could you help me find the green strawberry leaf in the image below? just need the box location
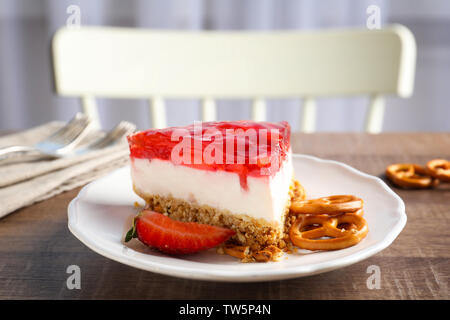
[124,215,139,242]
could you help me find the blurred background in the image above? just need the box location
[0,0,449,132]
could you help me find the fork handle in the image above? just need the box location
[0,146,50,165]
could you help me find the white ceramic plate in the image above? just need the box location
[68,154,406,282]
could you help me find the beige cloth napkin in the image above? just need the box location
[0,121,130,218]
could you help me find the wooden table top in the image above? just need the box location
[1,132,449,300]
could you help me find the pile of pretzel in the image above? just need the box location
[386,159,450,189]
[288,186,368,251]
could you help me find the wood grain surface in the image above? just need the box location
[0,133,449,300]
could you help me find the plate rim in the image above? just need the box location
[67,154,407,282]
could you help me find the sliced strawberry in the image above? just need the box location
[125,210,235,254]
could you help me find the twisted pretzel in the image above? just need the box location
[427,159,450,182]
[300,209,363,232]
[386,163,438,189]
[290,195,363,215]
[289,213,368,251]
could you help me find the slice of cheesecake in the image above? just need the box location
[127,121,294,250]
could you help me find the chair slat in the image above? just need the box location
[81,96,100,129]
[251,98,266,122]
[300,97,317,133]
[201,98,217,122]
[54,26,415,99]
[149,97,166,129]
[365,95,385,134]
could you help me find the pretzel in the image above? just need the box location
[252,245,282,262]
[223,244,250,259]
[426,159,450,182]
[292,180,306,201]
[386,163,439,189]
[290,195,363,216]
[289,213,368,251]
[223,244,283,262]
[252,249,272,262]
[299,209,363,231]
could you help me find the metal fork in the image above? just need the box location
[0,113,91,165]
[74,121,136,155]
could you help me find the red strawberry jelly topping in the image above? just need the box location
[128,121,291,190]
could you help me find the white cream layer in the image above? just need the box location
[131,152,293,226]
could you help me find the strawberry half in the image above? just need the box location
[125,210,235,254]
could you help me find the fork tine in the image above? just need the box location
[48,113,90,145]
[85,121,136,150]
[59,119,91,144]
[60,115,91,143]
[52,113,86,138]
[100,121,135,146]
[51,115,94,155]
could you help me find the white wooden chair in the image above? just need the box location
[52,25,416,133]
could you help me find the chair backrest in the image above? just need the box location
[52,25,416,132]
